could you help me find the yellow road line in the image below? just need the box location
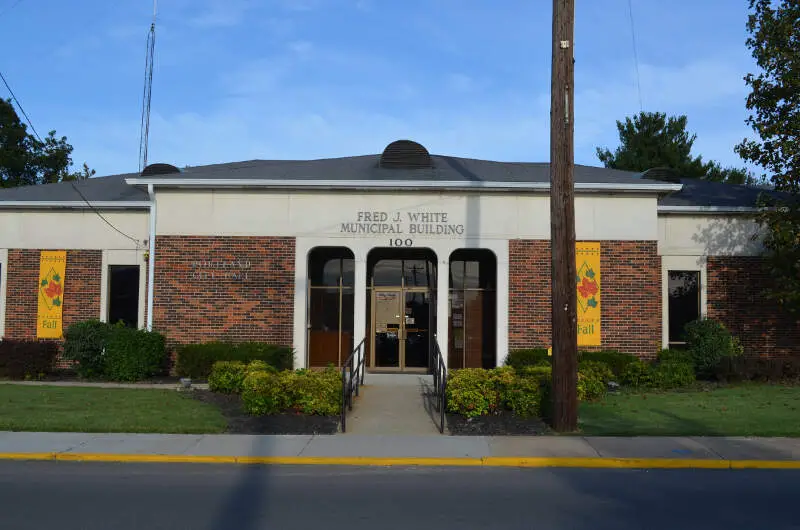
[0,453,798,469]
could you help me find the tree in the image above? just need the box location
[735,0,800,313]
[0,98,95,188]
[597,111,754,184]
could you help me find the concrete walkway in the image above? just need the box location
[345,374,440,435]
[0,432,799,467]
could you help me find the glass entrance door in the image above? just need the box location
[372,288,431,371]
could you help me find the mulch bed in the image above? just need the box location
[446,411,551,436]
[188,389,340,435]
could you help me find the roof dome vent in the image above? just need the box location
[641,167,682,183]
[379,140,433,169]
[141,163,181,176]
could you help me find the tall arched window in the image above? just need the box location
[449,249,497,369]
[307,247,355,367]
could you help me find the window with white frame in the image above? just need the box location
[667,270,701,347]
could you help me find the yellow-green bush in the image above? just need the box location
[240,368,341,416]
[208,361,248,394]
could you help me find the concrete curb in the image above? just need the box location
[2,453,800,469]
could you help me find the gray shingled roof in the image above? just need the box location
[0,153,787,209]
[161,155,651,185]
[657,178,790,209]
[0,173,147,203]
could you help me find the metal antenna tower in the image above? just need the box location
[138,0,157,173]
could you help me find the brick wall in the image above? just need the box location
[509,240,662,358]
[153,236,295,347]
[4,249,101,340]
[707,257,800,358]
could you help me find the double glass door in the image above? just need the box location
[371,288,432,371]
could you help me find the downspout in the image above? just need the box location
[146,184,156,331]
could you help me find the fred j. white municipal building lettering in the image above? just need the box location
[340,211,465,237]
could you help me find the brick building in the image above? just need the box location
[0,140,797,370]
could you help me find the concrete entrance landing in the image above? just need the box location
[344,374,440,435]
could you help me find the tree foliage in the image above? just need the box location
[597,111,757,184]
[736,0,800,313]
[0,98,95,188]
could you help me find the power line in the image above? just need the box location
[1,68,143,248]
[627,0,643,112]
[0,0,27,19]
[69,181,143,249]
[0,69,43,141]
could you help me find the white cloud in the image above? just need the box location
[69,46,755,175]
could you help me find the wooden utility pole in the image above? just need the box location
[549,0,578,432]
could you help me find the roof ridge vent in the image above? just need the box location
[379,140,433,169]
[141,163,181,176]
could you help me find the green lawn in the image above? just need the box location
[0,384,227,434]
[579,384,800,436]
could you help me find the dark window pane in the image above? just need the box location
[108,265,140,328]
[308,288,341,331]
[403,259,433,287]
[668,270,701,343]
[464,261,480,289]
[372,260,403,287]
[308,247,354,287]
[341,258,355,288]
[450,261,464,290]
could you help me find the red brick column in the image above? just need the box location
[707,257,800,358]
[153,236,295,346]
[508,240,661,359]
[5,249,101,340]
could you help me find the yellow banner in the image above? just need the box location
[37,251,67,339]
[576,242,601,346]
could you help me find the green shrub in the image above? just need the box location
[684,319,744,378]
[241,368,341,416]
[518,365,552,379]
[208,361,248,394]
[504,348,550,369]
[446,369,499,418]
[175,342,294,379]
[650,360,696,389]
[714,356,800,382]
[657,348,693,364]
[621,359,654,388]
[245,359,275,374]
[577,370,607,401]
[241,370,290,415]
[62,320,113,378]
[578,360,614,385]
[504,376,543,417]
[0,340,59,379]
[103,328,167,382]
[286,368,341,416]
[578,350,638,378]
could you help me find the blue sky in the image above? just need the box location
[1,0,757,176]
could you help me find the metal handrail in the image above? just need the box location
[431,338,447,434]
[340,338,366,433]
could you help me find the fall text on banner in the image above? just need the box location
[37,251,67,339]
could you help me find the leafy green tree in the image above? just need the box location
[597,111,754,184]
[735,0,799,313]
[0,98,95,188]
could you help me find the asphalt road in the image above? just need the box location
[1,461,798,530]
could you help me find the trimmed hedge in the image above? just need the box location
[578,350,637,379]
[175,342,293,379]
[714,356,800,383]
[103,327,167,382]
[208,361,248,394]
[241,367,341,416]
[0,340,59,379]
[650,360,696,389]
[62,320,113,378]
[504,348,550,369]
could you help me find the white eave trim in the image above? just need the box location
[657,205,761,214]
[0,201,152,210]
[124,177,683,193]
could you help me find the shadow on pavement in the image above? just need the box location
[209,436,273,530]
